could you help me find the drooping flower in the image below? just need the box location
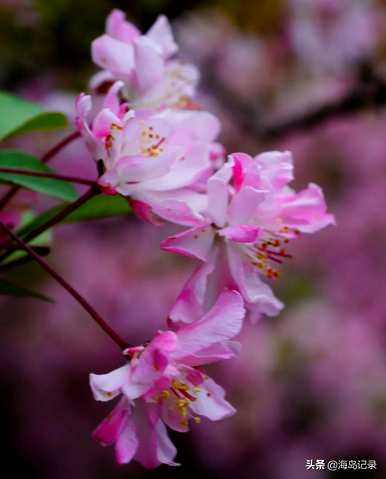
[76,82,220,224]
[162,151,335,322]
[91,9,199,109]
[90,290,245,468]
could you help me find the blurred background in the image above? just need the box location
[1,0,386,478]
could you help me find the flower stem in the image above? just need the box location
[25,186,99,242]
[0,131,81,211]
[0,167,96,186]
[0,186,99,263]
[0,221,128,350]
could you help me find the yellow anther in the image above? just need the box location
[172,379,188,391]
[177,399,188,408]
[161,390,171,400]
[193,416,201,424]
[181,407,188,418]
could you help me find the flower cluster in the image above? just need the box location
[78,10,335,469]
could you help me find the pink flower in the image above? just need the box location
[162,151,335,322]
[76,83,220,224]
[90,290,245,468]
[91,9,199,109]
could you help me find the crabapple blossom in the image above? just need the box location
[76,82,220,224]
[162,151,335,322]
[91,9,199,109]
[90,290,245,467]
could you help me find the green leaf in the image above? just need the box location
[18,194,132,236]
[63,194,132,222]
[0,150,78,201]
[0,279,54,302]
[11,112,68,138]
[0,91,67,140]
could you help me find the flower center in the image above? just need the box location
[155,378,202,427]
[243,226,299,279]
[140,125,165,157]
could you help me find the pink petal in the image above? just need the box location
[146,15,178,58]
[134,403,177,468]
[207,163,232,227]
[92,108,121,138]
[155,420,179,465]
[143,144,211,193]
[220,224,260,243]
[131,199,164,226]
[106,9,140,43]
[75,93,91,128]
[161,397,190,433]
[190,377,236,421]
[131,331,177,387]
[92,398,129,446]
[169,261,214,325]
[165,110,221,142]
[246,291,284,323]
[115,414,138,464]
[181,341,240,367]
[134,36,165,93]
[89,365,129,402]
[103,80,124,115]
[255,150,294,190]
[110,150,176,183]
[161,224,215,261]
[229,152,252,191]
[279,183,336,233]
[92,34,135,78]
[228,185,266,225]
[133,403,159,468]
[172,290,245,360]
[151,196,205,227]
[75,94,95,153]
[226,243,283,316]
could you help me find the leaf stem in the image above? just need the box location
[26,186,99,242]
[0,131,81,210]
[0,221,128,349]
[0,167,96,186]
[0,186,99,263]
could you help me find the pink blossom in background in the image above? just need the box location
[177,11,273,100]
[289,0,378,75]
[191,301,386,477]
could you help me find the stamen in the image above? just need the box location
[243,226,299,279]
[140,124,166,157]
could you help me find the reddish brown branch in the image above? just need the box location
[0,221,128,350]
